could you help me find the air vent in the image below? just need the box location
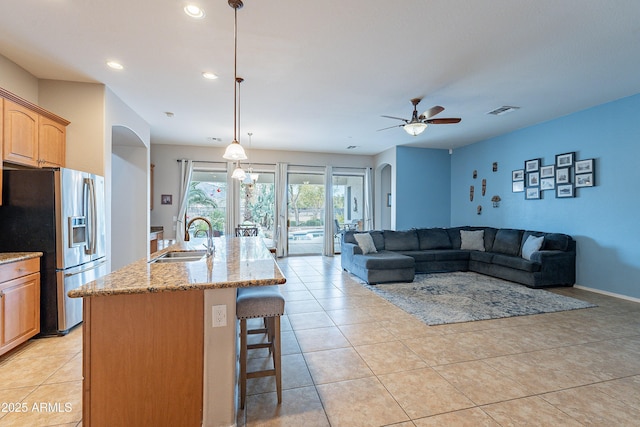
[487,106,520,116]
[346,145,358,150]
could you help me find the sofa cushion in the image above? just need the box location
[345,230,385,250]
[492,254,541,272]
[384,230,419,251]
[446,227,466,249]
[431,250,471,262]
[351,251,415,270]
[522,235,544,260]
[542,233,570,251]
[416,228,452,250]
[492,229,524,256]
[469,251,494,263]
[354,233,377,254]
[460,230,485,251]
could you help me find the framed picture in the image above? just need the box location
[575,158,594,174]
[512,169,525,181]
[525,187,541,200]
[556,184,574,198]
[387,193,392,207]
[512,181,524,193]
[540,177,555,190]
[540,165,555,178]
[556,152,575,168]
[525,158,540,172]
[556,168,571,184]
[575,173,594,187]
[527,172,540,187]
[161,194,173,205]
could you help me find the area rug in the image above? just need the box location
[363,271,596,326]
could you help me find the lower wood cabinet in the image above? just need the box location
[0,257,41,356]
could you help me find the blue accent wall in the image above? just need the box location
[450,93,640,298]
[396,146,450,230]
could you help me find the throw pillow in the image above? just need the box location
[460,230,485,251]
[522,235,544,260]
[354,233,377,254]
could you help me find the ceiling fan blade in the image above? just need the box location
[420,105,444,120]
[381,115,408,122]
[376,124,404,132]
[425,118,461,124]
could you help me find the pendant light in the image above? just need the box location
[222,0,247,161]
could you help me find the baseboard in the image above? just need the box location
[574,284,640,304]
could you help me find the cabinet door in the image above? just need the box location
[39,116,66,167]
[0,272,41,354]
[0,99,4,206]
[3,99,39,167]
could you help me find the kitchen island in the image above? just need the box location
[69,237,286,427]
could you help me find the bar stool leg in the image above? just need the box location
[273,316,282,403]
[239,318,248,410]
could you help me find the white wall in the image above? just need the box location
[0,55,38,102]
[374,147,396,230]
[150,144,374,239]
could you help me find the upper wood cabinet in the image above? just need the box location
[1,88,69,169]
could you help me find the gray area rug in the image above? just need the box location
[364,271,596,326]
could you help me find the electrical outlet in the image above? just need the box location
[212,305,227,327]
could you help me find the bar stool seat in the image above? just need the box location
[236,286,285,410]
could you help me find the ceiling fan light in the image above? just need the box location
[223,140,247,160]
[403,122,427,136]
[232,164,246,180]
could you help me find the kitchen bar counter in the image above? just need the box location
[73,236,285,427]
[69,236,285,297]
[0,252,43,265]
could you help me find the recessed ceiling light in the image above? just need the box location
[202,72,218,80]
[184,4,205,19]
[106,61,124,70]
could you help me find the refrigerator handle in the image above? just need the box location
[85,178,97,255]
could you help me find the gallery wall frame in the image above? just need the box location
[556,184,574,198]
[556,152,575,168]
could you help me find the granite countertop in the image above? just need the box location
[0,252,43,265]
[69,236,286,298]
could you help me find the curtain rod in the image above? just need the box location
[176,159,370,170]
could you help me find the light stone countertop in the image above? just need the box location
[68,237,286,298]
[0,252,43,265]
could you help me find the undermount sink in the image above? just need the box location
[151,250,207,263]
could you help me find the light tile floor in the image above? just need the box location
[2,255,640,426]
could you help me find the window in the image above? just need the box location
[186,168,227,236]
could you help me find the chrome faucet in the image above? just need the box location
[185,216,215,256]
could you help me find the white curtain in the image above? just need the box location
[176,160,194,243]
[363,167,374,231]
[275,162,288,257]
[323,165,334,256]
[226,162,241,236]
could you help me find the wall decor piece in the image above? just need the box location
[525,187,541,200]
[477,205,482,215]
[575,158,594,174]
[512,181,524,192]
[512,169,524,181]
[470,186,474,201]
[556,168,571,184]
[161,194,173,205]
[525,158,540,172]
[540,165,555,178]
[540,177,555,190]
[556,184,574,198]
[473,169,477,179]
[527,172,540,187]
[575,173,594,188]
[482,179,487,196]
[492,162,498,172]
[387,193,392,207]
[556,152,575,168]
[491,195,501,207]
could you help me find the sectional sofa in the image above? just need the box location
[340,227,576,288]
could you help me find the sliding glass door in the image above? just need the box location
[287,172,325,255]
[332,173,364,253]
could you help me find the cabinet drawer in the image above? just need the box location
[0,258,40,284]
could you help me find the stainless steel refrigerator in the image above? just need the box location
[0,167,107,335]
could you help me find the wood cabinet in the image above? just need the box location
[3,98,67,168]
[82,290,204,426]
[0,257,41,356]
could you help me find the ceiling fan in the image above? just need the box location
[378,98,461,136]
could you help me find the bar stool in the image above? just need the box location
[236,286,285,409]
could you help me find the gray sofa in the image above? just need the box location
[340,227,576,288]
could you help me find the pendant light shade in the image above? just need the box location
[403,122,427,136]
[223,140,247,160]
[232,163,246,180]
